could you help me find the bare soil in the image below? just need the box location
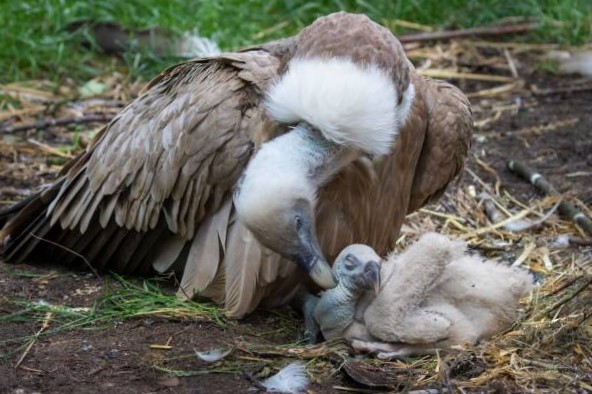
[0,262,319,394]
[1,54,591,393]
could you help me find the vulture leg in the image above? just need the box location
[350,339,439,359]
[291,289,321,344]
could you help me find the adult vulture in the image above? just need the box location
[0,12,472,317]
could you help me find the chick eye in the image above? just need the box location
[344,254,356,269]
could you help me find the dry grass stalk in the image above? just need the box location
[418,69,517,82]
[15,311,53,368]
[467,81,523,98]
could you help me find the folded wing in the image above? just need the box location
[1,50,281,280]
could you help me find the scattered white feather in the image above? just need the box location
[35,299,50,307]
[32,300,91,313]
[194,347,233,363]
[261,362,310,394]
[172,30,221,58]
[546,50,592,76]
[552,234,571,248]
[265,57,414,156]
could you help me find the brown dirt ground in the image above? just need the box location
[1,47,592,394]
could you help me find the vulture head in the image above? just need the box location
[333,244,382,296]
[234,144,332,287]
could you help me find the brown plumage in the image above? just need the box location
[0,12,472,318]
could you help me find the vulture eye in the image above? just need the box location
[295,215,303,230]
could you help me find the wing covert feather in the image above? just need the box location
[407,75,473,212]
[47,51,280,242]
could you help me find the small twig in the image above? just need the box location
[523,359,575,371]
[0,114,111,134]
[15,311,53,368]
[494,118,579,139]
[507,160,592,236]
[399,22,537,43]
[0,105,46,123]
[333,386,380,393]
[467,81,522,99]
[149,344,173,350]
[503,48,519,79]
[534,277,592,320]
[566,236,592,246]
[250,20,290,40]
[579,310,592,325]
[474,157,502,196]
[17,365,44,373]
[418,69,516,83]
[29,232,103,286]
[482,193,562,233]
[512,242,536,267]
[243,371,268,392]
[547,276,586,297]
[27,139,74,159]
[465,167,497,197]
[461,201,545,239]
[532,82,592,96]
[391,19,434,32]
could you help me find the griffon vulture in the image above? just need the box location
[0,12,472,318]
[308,233,534,358]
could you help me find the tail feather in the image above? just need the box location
[109,230,147,273]
[81,219,120,268]
[60,221,105,267]
[4,215,51,263]
[92,226,131,271]
[124,222,169,274]
[0,193,39,228]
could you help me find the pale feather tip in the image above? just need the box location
[265,57,415,156]
[194,347,233,363]
[259,362,310,394]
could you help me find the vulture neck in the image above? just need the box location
[258,123,359,195]
[315,281,362,336]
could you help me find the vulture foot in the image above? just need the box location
[351,339,439,360]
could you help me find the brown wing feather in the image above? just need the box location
[177,197,233,298]
[1,50,281,278]
[407,74,473,213]
[57,59,255,239]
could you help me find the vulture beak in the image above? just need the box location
[295,223,337,289]
[365,261,381,295]
[309,256,336,289]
